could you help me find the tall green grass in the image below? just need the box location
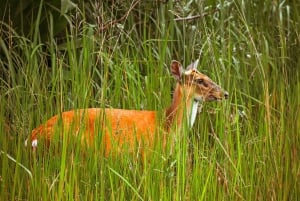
[1,0,299,200]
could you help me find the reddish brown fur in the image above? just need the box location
[28,60,228,155]
[30,109,157,155]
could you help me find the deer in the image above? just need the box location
[25,60,229,156]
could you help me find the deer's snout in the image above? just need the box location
[224,91,229,99]
[205,86,229,101]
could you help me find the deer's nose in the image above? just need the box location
[224,91,229,99]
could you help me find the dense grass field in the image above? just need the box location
[1,0,299,200]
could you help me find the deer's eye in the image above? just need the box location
[196,79,209,87]
[196,79,204,84]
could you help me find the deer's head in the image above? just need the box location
[171,60,229,102]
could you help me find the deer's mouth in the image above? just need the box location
[206,91,229,101]
[206,95,222,101]
[206,94,227,101]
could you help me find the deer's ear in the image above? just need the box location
[170,60,184,81]
[186,59,199,71]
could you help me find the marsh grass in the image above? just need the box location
[1,0,299,200]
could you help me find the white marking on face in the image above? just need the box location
[184,70,191,75]
[32,139,38,147]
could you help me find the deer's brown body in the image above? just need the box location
[26,60,228,155]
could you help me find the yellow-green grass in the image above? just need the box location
[1,1,299,200]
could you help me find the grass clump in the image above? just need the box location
[1,0,299,200]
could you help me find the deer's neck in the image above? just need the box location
[165,83,199,132]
